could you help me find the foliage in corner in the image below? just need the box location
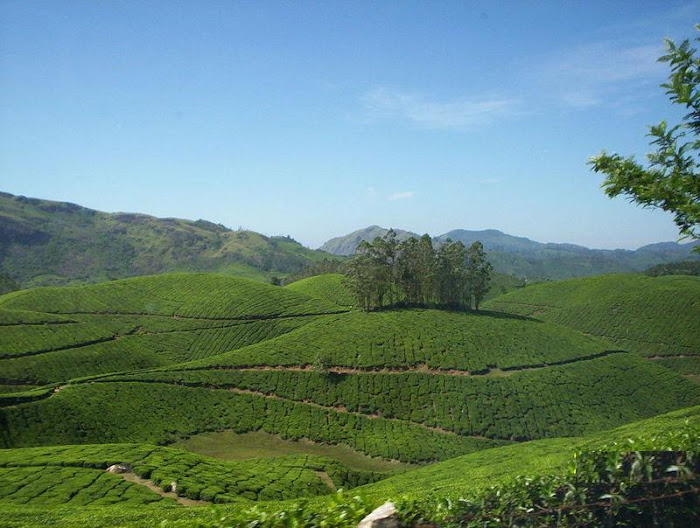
[589,25,700,243]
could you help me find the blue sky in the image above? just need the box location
[1,1,698,249]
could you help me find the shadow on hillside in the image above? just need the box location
[369,304,543,323]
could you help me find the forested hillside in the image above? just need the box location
[0,192,335,287]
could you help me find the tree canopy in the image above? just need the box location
[589,25,700,242]
[345,229,492,311]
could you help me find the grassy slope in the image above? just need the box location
[0,382,500,462]
[0,443,384,505]
[2,306,696,459]
[285,274,355,307]
[185,309,621,371]
[0,192,335,287]
[484,274,700,376]
[0,272,698,525]
[171,430,411,473]
[0,405,696,527]
[0,274,343,383]
[355,404,700,501]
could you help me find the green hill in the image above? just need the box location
[285,273,354,307]
[0,273,344,383]
[484,274,700,377]
[354,404,700,502]
[0,192,335,287]
[2,306,697,460]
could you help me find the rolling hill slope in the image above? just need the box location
[3,303,696,463]
[484,274,700,377]
[0,273,344,384]
[285,273,355,307]
[1,271,698,526]
[0,405,696,527]
[0,192,335,287]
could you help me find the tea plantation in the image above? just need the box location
[0,273,343,383]
[0,406,696,527]
[0,272,698,526]
[484,274,700,376]
[285,273,355,307]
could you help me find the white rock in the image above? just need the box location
[106,464,130,474]
[357,502,399,528]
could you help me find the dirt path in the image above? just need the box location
[120,472,209,506]
[315,471,337,492]
[195,349,628,378]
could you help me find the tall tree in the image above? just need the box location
[467,241,493,311]
[589,26,700,242]
[374,229,400,305]
[435,240,468,308]
[417,234,436,305]
[345,251,374,311]
[396,237,422,305]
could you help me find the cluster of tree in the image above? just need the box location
[345,229,493,311]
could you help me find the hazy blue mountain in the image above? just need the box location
[320,225,419,256]
[321,226,699,280]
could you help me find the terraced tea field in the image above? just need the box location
[484,274,700,376]
[0,406,696,527]
[0,272,698,526]
[285,273,355,306]
[0,273,343,383]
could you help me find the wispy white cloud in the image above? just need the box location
[477,178,501,185]
[532,41,666,109]
[363,88,520,130]
[387,191,415,201]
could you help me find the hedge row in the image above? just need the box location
[0,443,385,503]
[0,313,315,384]
[187,309,614,373]
[0,466,167,506]
[0,273,340,319]
[116,353,700,441]
[0,383,501,463]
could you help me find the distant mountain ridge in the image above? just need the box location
[0,192,333,287]
[319,225,419,256]
[320,226,699,280]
